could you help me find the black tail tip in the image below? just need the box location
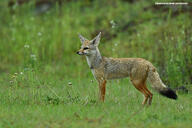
[159,88,178,100]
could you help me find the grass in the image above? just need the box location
[0,0,192,85]
[0,0,192,127]
[0,71,192,127]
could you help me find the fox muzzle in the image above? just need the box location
[76,51,84,55]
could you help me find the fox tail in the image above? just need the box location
[147,66,177,100]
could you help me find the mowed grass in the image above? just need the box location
[0,72,191,128]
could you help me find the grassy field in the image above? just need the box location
[0,0,192,127]
[0,71,192,128]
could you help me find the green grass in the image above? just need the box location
[0,0,192,85]
[0,0,192,127]
[0,71,192,127]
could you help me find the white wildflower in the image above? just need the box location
[110,20,116,28]
[68,82,72,86]
[30,54,37,61]
[24,44,30,48]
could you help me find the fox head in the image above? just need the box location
[77,32,101,56]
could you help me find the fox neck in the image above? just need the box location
[86,47,102,69]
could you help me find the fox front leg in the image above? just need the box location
[98,79,107,102]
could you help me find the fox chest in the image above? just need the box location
[91,68,105,81]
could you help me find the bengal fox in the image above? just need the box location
[77,32,177,105]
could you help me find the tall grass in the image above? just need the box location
[0,0,192,86]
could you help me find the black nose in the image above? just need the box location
[76,51,79,54]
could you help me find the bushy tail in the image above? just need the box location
[147,66,177,100]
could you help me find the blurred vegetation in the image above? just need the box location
[0,0,192,87]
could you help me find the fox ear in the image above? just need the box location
[79,34,87,44]
[90,32,101,46]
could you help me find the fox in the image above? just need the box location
[76,32,177,105]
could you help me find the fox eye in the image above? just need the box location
[83,47,89,50]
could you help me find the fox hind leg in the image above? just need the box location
[131,80,149,105]
[143,84,153,105]
[139,86,150,105]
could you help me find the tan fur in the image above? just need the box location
[77,33,174,105]
[92,57,157,105]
